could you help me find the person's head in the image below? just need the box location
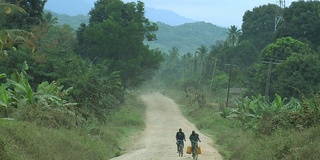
[179,128,182,132]
[192,130,195,134]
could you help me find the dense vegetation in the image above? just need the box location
[1,0,320,159]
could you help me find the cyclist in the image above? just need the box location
[189,130,201,157]
[176,128,186,153]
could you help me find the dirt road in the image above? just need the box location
[111,92,223,160]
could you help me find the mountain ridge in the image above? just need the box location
[147,22,227,53]
[45,0,198,26]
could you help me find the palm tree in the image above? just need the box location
[181,52,194,80]
[226,25,242,46]
[195,45,208,84]
[167,46,180,68]
[43,12,58,27]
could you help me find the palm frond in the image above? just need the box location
[0,2,26,15]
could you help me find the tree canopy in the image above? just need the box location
[241,4,278,50]
[276,1,320,50]
[76,0,162,87]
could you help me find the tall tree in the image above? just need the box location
[76,0,162,87]
[241,4,278,50]
[167,47,180,67]
[195,45,208,82]
[181,52,194,79]
[226,25,241,46]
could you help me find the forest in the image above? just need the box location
[0,0,320,159]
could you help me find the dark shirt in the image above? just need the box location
[189,133,200,142]
[176,131,185,141]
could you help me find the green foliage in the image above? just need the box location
[241,4,277,50]
[273,52,320,98]
[214,41,259,70]
[0,84,8,117]
[261,37,313,60]
[251,37,320,99]
[68,64,125,123]
[277,1,320,49]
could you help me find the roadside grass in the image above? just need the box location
[165,89,320,160]
[0,91,146,160]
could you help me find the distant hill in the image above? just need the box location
[144,7,197,26]
[147,22,228,53]
[45,0,197,26]
[45,0,93,16]
[47,11,89,29]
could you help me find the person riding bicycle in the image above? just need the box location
[189,130,201,150]
[176,128,186,153]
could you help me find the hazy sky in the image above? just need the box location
[121,0,297,27]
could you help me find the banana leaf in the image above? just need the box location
[0,73,6,79]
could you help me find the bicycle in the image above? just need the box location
[191,140,199,160]
[177,140,184,157]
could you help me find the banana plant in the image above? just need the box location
[0,73,6,79]
[0,83,9,117]
[0,61,77,118]
[0,29,36,60]
[35,81,77,108]
[6,67,34,104]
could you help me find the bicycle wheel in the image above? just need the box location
[193,145,198,160]
[178,144,183,157]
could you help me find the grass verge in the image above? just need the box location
[0,91,146,160]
